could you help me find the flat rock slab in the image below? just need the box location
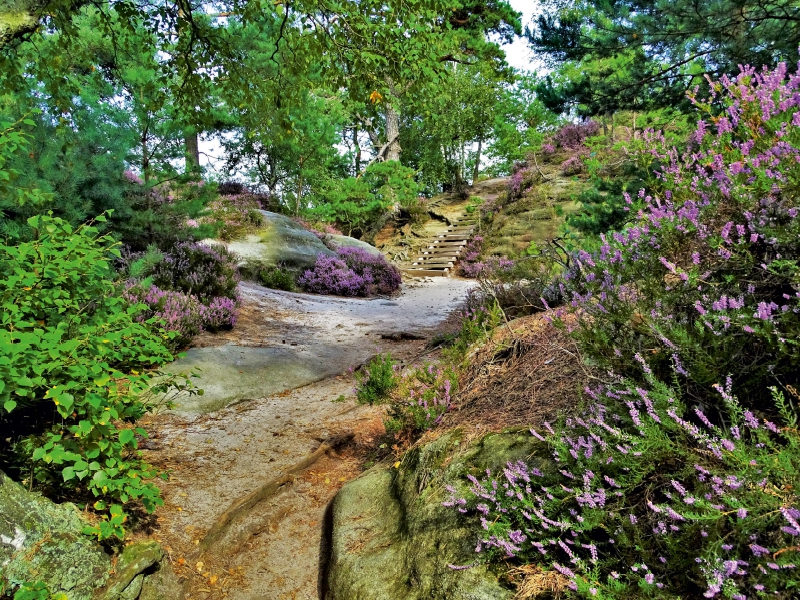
[168,344,352,414]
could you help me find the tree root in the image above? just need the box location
[198,434,354,553]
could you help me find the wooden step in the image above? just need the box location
[417,252,460,259]
[403,268,449,277]
[412,260,455,267]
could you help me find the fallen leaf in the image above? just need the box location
[209,575,218,585]
[196,561,204,571]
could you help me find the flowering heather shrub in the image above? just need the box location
[124,285,204,349]
[447,60,800,600]
[202,296,239,330]
[338,246,401,295]
[560,156,584,176]
[508,167,538,199]
[458,235,515,279]
[292,216,342,237]
[541,142,557,155]
[385,362,456,433]
[553,120,601,150]
[461,256,515,279]
[207,194,265,240]
[298,254,372,296]
[446,370,800,598]
[124,285,238,349]
[299,247,401,297]
[559,61,800,409]
[149,242,239,303]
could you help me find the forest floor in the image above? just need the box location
[136,277,474,600]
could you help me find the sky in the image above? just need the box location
[504,0,538,72]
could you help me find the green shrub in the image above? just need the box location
[0,213,194,539]
[354,354,399,405]
[11,581,65,600]
[259,266,297,291]
[384,363,457,434]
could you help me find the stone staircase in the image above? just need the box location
[402,212,477,277]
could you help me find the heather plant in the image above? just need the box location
[299,247,401,297]
[561,61,800,412]
[337,246,402,295]
[206,193,265,241]
[384,362,457,433]
[354,353,400,405]
[560,156,584,176]
[552,120,601,150]
[507,166,539,200]
[0,214,194,540]
[446,369,800,599]
[147,241,239,303]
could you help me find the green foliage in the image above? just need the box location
[354,353,399,406]
[258,266,297,292]
[313,161,420,236]
[384,362,457,434]
[12,581,66,600]
[528,0,800,115]
[0,213,189,538]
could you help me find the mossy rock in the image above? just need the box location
[325,429,550,600]
[0,470,111,599]
[0,470,181,600]
[226,211,335,270]
[321,233,383,257]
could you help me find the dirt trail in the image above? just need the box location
[139,276,475,600]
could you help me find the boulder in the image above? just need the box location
[325,429,550,600]
[0,470,181,600]
[321,234,383,257]
[225,211,335,271]
[0,470,111,599]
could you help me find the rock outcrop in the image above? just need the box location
[0,470,183,600]
[226,211,336,270]
[320,233,384,257]
[325,429,549,600]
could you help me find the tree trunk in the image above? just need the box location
[611,112,615,142]
[185,129,200,172]
[353,126,361,174]
[472,138,482,186]
[384,103,401,162]
[296,159,304,217]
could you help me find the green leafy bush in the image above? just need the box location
[0,213,187,538]
[312,162,420,236]
[354,354,399,405]
[258,265,297,291]
[11,581,65,600]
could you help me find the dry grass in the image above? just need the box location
[508,564,571,599]
[442,312,592,431]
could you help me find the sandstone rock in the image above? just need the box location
[226,211,335,270]
[0,469,178,600]
[320,234,383,257]
[326,429,550,600]
[0,470,111,600]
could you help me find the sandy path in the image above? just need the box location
[138,277,474,600]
